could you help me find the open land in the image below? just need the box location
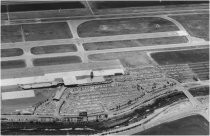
[151,48,209,81]
[92,1,209,9]
[188,62,209,81]
[31,44,77,55]
[2,22,73,43]
[1,13,8,20]
[88,51,154,68]
[2,1,91,20]
[6,2,85,12]
[150,48,209,65]
[9,9,91,20]
[78,17,179,37]
[1,48,24,57]
[23,22,72,41]
[1,25,23,43]
[33,56,82,66]
[189,86,209,97]
[1,60,26,69]
[83,36,188,51]
[1,1,209,135]
[170,14,209,41]
[136,114,209,135]
[2,88,57,114]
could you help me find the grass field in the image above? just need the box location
[1,60,26,69]
[9,8,91,20]
[1,13,8,20]
[1,48,24,57]
[31,44,77,55]
[150,48,209,65]
[83,36,188,51]
[170,14,209,41]
[23,22,72,41]
[78,17,179,37]
[136,115,209,135]
[1,88,57,114]
[189,86,209,97]
[92,1,209,9]
[33,56,82,66]
[7,2,85,12]
[88,51,154,68]
[1,25,23,43]
[188,61,209,81]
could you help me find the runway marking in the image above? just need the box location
[2,90,35,100]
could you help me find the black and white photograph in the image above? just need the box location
[1,0,209,135]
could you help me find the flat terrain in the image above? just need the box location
[31,44,77,55]
[92,1,209,9]
[23,22,72,41]
[5,2,85,12]
[189,86,209,97]
[33,56,82,66]
[136,115,209,135]
[9,9,91,20]
[88,51,154,68]
[1,48,24,57]
[1,25,22,43]
[1,13,8,20]
[1,60,26,69]
[83,36,188,51]
[170,14,209,41]
[189,61,209,81]
[78,17,179,37]
[1,2,209,135]
[1,1,90,20]
[150,48,209,65]
[1,88,57,114]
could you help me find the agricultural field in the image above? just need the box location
[23,22,72,41]
[31,44,77,55]
[33,56,82,66]
[1,48,24,57]
[1,60,26,69]
[136,115,209,135]
[170,14,209,41]
[88,51,154,68]
[78,17,179,37]
[1,25,22,43]
[83,36,188,51]
[150,48,209,65]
